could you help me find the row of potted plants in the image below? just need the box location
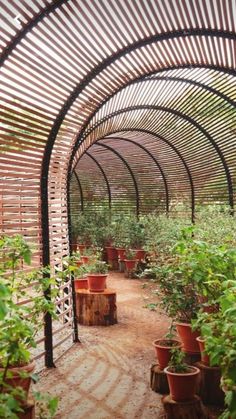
[147,224,236,417]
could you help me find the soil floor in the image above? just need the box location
[38,272,221,419]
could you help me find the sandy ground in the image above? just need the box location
[37,272,170,418]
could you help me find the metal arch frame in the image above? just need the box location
[84,151,112,210]
[94,142,140,217]
[0,0,70,67]
[82,105,233,212]
[81,130,195,223]
[69,65,236,178]
[73,171,84,212]
[34,29,235,365]
[42,31,236,274]
[102,136,169,213]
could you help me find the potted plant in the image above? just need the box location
[74,264,89,290]
[0,235,57,412]
[124,249,138,272]
[164,348,200,402]
[87,260,109,292]
[153,324,182,370]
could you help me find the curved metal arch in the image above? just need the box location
[103,136,169,213]
[82,105,233,212]
[87,130,195,223]
[42,30,236,268]
[73,170,84,212]
[94,142,140,217]
[84,151,112,210]
[0,0,70,67]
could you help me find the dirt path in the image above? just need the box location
[38,272,172,418]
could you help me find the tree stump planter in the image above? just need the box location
[162,394,209,419]
[195,361,225,407]
[150,363,169,394]
[76,289,117,326]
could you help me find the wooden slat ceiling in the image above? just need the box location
[0,0,236,256]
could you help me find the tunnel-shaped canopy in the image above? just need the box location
[0,0,236,364]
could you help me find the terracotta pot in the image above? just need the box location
[197,295,219,313]
[78,244,86,254]
[175,322,200,354]
[134,249,146,261]
[196,336,210,365]
[71,243,78,252]
[76,260,83,267]
[74,277,88,291]
[105,247,118,261]
[124,259,137,270]
[0,360,35,400]
[153,339,182,370]
[116,248,126,261]
[87,274,107,292]
[164,365,200,402]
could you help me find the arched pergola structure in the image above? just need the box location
[1,0,236,365]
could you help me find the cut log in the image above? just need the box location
[150,363,169,394]
[18,397,35,419]
[76,289,117,326]
[162,394,209,419]
[118,260,125,273]
[196,361,225,407]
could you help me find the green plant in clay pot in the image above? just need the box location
[193,279,236,419]
[0,235,57,413]
[164,348,200,402]
[153,323,182,370]
[87,260,109,292]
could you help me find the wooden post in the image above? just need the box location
[195,361,225,406]
[150,363,169,394]
[76,289,117,326]
[162,394,209,419]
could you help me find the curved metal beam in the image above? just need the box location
[103,136,169,214]
[0,0,70,67]
[94,142,140,217]
[73,170,84,212]
[90,130,195,223]
[83,105,233,213]
[85,151,112,210]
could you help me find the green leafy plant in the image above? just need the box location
[88,260,108,274]
[168,348,189,373]
[125,249,137,260]
[0,235,58,415]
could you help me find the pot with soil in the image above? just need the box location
[153,339,182,371]
[87,260,108,292]
[164,348,200,402]
[175,322,200,354]
[196,336,210,365]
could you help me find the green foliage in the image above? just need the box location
[0,235,58,417]
[88,260,108,275]
[168,348,189,373]
[34,391,58,419]
[125,249,137,260]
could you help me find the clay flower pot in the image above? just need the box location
[105,246,118,260]
[134,249,146,261]
[175,322,200,354]
[87,274,107,292]
[124,259,137,271]
[78,244,87,254]
[116,248,126,261]
[76,260,83,267]
[0,360,35,400]
[74,277,88,291]
[153,339,182,370]
[164,365,200,402]
[196,336,210,365]
[71,243,78,252]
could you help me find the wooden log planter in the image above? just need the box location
[150,363,169,394]
[162,394,209,419]
[195,361,225,407]
[76,289,117,326]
